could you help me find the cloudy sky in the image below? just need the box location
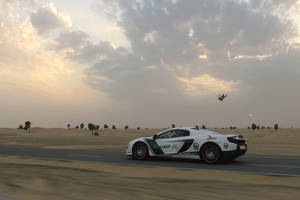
[0,0,300,128]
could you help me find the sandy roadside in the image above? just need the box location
[1,128,300,156]
[0,156,300,200]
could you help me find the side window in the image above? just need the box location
[157,130,190,139]
[157,130,177,139]
[174,130,190,137]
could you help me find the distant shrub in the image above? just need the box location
[202,125,206,129]
[274,124,279,130]
[67,124,70,129]
[171,124,176,128]
[88,123,95,130]
[95,125,100,130]
[248,126,250,129]
[251,123,257,130]
[257,125,260,130]
[124,125,129,129]
[88,123,96,135]
[112,125,116,129]
[195,125,199,130]
[80,123,84,129]
[24,121,31,133]
[75,126,79,129]
[94,132,99,136]
[18,125,23,129]
[137,127,141,130]
[104,124,109,129]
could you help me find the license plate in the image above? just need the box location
[239,145,246,150]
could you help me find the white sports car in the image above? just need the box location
[126,127,247,164]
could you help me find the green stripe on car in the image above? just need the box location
[145,139,164,155]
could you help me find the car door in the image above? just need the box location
[155,129,193,155]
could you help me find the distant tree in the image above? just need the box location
[257,125,260,130]
[137,127,141,130]
[202,125,206,129]
[171,124,176,128]
[24,121,31,133]
[75,126,79,129]
[248,126,250,129]
[124,125,129,129]
[112,125,116,129]
[88,123,95,135]
[229,126,233,130]
[251,123,257,130]
[67,124,70,129]
[274,124,279,130]
[195,125,199,130]
[95,125,100,130]
[80,123,84,129]
[104,124,109,129]
[17,125,23,129]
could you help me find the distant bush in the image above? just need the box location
[195,125,199,130]
[67,124,70,129]
[112,125,116,129]
[88,123,95,130]
[257,125,260,130]
[24,121,31,133]
[80,123,84,129]
[88,123,96,135]
[104,124,109,129]
[137,127,141,130]
[17,125,23,129]
[95,125,100,130]
[124,125,129,129]
[248,126,250,129]
[94,132,99,136]
[171,124,176,128]
[202,125,206,129]
[75,126,79,129]
[251,123,257,130]
[274,124,279,130]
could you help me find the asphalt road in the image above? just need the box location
[1,145,300,177]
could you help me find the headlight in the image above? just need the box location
[227,135,245,144]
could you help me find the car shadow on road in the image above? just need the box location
[126,156,249,165]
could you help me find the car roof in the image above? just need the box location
[163,127,220,135]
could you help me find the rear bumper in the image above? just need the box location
[222,144,247,161]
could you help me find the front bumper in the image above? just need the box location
[125,146,133,156]
[222,144,247,161]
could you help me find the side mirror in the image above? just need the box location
[153,134,158,140]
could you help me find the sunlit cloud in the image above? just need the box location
[178,74,240,96]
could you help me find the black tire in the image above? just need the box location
[200,143,222,164]
[132,142,149,160]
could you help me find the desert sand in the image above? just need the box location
[0,128,299,155]
[1,156,300,200]
[0,128,300,199]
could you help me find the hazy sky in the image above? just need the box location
[0,0,300,128]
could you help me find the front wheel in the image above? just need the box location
[200,143,221,164]
[132,142,149,160]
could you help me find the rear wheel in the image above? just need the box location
[200,143,221,164]
[133,142,149,160]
